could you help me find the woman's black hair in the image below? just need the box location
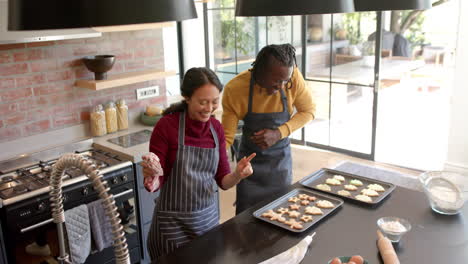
[251,44,297,80]
[162,67,223,116]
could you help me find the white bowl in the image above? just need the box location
[377,216,411,243]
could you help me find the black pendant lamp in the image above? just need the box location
[235,0,355,16]
[8,0,197,30]
[353,0,432,11]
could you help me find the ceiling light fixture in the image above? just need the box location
[235,0,355,16]
[353,0,432,11]
[8,0,198,30]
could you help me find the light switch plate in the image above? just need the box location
[136,86,159,100]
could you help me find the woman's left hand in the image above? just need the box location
[235,153,256,179]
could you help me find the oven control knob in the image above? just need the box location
[112,178,118,185]
[121,174,128,182]
[82,187,89,195]
[37,202,46,212]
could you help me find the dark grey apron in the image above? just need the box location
[235,75,292,214]
[147,111,220,261]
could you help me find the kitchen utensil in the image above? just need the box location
[140,112,162,126]
[83,55,115,80]
[377,230,400,264]
[419,171,467,215]
[377,216,411,243]
[253,188,343,233]
[299,168,395,205]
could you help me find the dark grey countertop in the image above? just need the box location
[157,163,467,264]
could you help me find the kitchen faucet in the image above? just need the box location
[49,154,130,264]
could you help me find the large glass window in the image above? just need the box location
[206,1,302,84]
[201,1,459,169]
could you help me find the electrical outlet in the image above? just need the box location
[136,86,159,100]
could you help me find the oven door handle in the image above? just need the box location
[20,188,134,233]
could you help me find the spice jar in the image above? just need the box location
[90,104,107,136]
[105,101,118,133]
[116,99,129,130]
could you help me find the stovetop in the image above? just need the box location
[107,129,152,148]
[0,139,131,202]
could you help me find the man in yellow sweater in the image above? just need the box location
[222,44,316,214]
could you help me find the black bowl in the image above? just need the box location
[83,55,116,80]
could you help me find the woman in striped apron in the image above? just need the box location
[141,67,255,262]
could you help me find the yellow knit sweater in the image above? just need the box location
[221,68,316,148]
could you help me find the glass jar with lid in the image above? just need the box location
[105,101,118,133]
[116,99,129,130]
[90,104,107,136]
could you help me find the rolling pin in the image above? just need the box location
[377,230,400,264]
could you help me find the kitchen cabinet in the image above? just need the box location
[0,220,6,264]
[134,162,159,264]
[75,69,177,90]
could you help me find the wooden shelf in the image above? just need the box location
[92,22,174,33]
[75,69,177,90]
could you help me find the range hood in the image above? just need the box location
[0,0,101,44]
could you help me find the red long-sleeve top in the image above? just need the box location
[149,111,231,190]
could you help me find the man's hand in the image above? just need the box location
[250,129,281,150]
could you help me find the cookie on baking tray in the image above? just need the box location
[316,200,335,209]
[289,204,301,210]
[344,184,358,191]
[288,196,300,203]
[300,215,313,223]
[337,189,351,197]
[300,200,310,206]
[270,213,286,223]
[326,178,342,186]
[287,210,301,218]
[333,174,346,182]
[284,219,304,230]
[262,210,286,223]
[305,206,323,215]
[350,179,364,186]
[368,183,385,192]
[276,207,289,214]
[356,194,372,202]
[261,210,275,218]
[361,188,379,197]
[316,184,331,191]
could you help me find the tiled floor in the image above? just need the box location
[219,144,421,223]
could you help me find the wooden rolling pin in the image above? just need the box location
[377,230,400,264]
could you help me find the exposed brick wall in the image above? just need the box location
[0,30,168,143]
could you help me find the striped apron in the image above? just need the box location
[147,111,220,261]
[235,75,292,214]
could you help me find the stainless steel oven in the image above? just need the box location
[0,140,141,264]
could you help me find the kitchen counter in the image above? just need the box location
[93,124,153,163]
[156,165,468,264]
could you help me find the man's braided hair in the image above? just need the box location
[251,44,297,81]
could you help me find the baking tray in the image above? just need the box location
[299,168,396,205]
[253,188,343,233]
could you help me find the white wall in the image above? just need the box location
[182,2,206,70]
[444,0,468,175]
[163,2,206,105]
